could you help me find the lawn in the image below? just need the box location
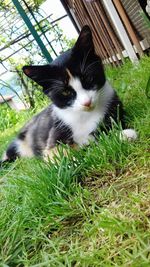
[0,57,150,267]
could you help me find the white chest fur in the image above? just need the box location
[60,108,104,145]
[73,110,103,145]
[53,81,114,145]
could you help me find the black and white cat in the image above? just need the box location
[1,25,137,163]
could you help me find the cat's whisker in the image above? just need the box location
[37,78,64,86]
[50,86,63,91]
[44,85,64,95]
[83,60,100,74]
[80,48,92,73]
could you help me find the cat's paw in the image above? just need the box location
[43,146,68,162]
[43,147,59,162]
[120,129,137,141]
[77,134,95,146]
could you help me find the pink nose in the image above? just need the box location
[83,100,92,107]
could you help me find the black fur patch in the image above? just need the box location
[54,119,73,145]
[6,141,19,162]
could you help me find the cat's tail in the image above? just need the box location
[0,159,3,167]
[0,141,19,168]
[0,156,10,168]
[120,129,137,141]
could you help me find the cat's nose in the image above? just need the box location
[83,100,92,107]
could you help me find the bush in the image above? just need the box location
[0,104,20,131]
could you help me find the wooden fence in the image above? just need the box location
[61,0,150,64]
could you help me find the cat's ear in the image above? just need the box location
[73,25,94,53]
[23,65,58,90]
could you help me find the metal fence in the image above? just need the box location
[0,0,69,109]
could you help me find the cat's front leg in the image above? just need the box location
[76,134,95,147]
[84,134,95,145]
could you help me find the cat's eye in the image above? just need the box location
[62,90,71,96]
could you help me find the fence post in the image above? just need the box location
[12,0,53,63]
[113,0,143,57]
[102,0,138,63]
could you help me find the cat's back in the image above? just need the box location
[19,105,53,139]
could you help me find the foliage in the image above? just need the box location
[0,57,150,266]
[32,0,47,8]
[0,0,11,10]
[0,104,22,131]
[146,76,150,98]
[0,0,75,109]
[0,81,48,133]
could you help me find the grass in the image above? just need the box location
[0,57,150,267]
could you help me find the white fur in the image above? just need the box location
[120,129,137,141]
[2,151,8,161]
[16,137,34,157]
[53,80,114,145]
[69,77,97,109]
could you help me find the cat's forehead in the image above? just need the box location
[65,68,80,87]
[61,68,77,84]
[66,69,96,94]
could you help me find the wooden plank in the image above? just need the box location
[121,0,150,45]
[95,1,124,61]
[113,0,143,56]
[0,95,19,110]
[0,95,14,104]
[76,0,113,63]
[75,0,108,61]
[83,1,118,65]
[102,0,138,63]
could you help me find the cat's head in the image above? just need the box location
[23,25,106,111]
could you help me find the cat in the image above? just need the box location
[1,25,137,164]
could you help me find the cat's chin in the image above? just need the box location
[82,106,95,112]
[72,105,95,112]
